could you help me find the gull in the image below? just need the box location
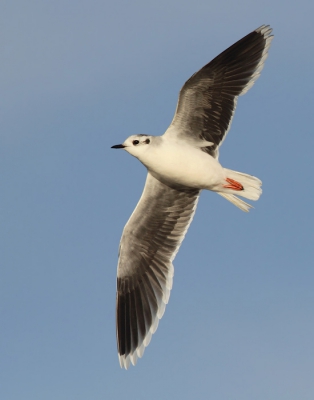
[111,25,273,369]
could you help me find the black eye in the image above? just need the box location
[132,140,139,145]
[145,138,150,144]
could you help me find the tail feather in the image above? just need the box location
[220,168,262,211]
[218,193,252,212]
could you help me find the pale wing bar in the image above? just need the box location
[116,173,199,368]
[168,25,273,158]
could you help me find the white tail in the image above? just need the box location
[219,169,262,212]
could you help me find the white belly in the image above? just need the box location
[139,141,225,190]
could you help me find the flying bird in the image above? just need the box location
[111,25,273,369]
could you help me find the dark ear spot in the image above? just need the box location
[145,138,150,144]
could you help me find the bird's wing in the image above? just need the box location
[116,173,199,369]
[164,25,273,158]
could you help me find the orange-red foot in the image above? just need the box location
[223,178,244,191]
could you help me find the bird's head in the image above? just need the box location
[111,135,153,158]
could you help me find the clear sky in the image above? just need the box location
[1,1,314,399]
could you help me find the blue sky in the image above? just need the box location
[1,1,314,399]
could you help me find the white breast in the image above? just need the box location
[139,140,225,190]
